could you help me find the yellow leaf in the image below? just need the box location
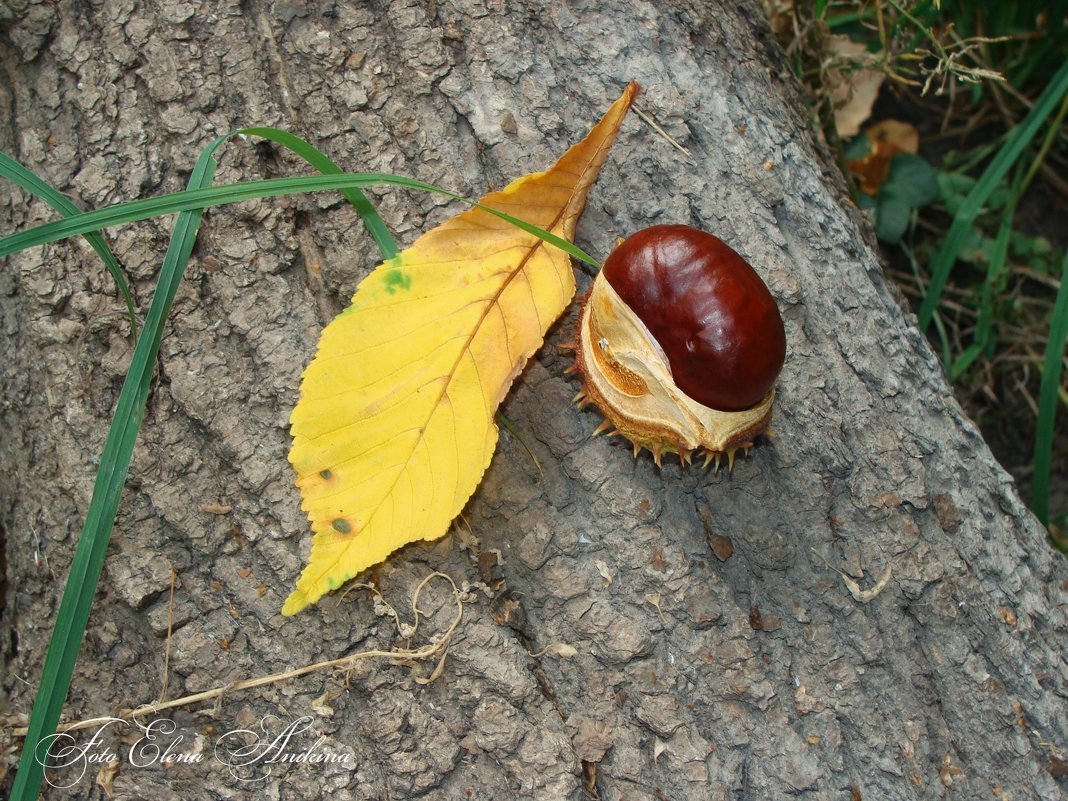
[283,83,638,614]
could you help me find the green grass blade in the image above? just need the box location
[0,152,139,337]
[949,174,1020,380]
[0,172,599,266]
[1,126,399,332]
[827,10,877,27]
[947,217,1010,378]
[233,127,398,259]
[918,59,1068,331]
[7,133,229,801]
[1033,248,1068,526]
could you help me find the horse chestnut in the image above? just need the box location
[571,224,786,467]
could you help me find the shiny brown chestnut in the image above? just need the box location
[571,225,786,467]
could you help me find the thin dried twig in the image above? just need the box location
[157,568,177,705]
[8,572,465,738]
[632,105,693,160]
[811,548,894,603]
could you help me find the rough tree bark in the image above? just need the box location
[1,1,1066,799]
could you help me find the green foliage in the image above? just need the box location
[775,0,1068,529]
[1034,249,1068,528]
[938,0,1068,96]
[844,134,938,245]
[918,60,1068,331]
[879,154,939,244]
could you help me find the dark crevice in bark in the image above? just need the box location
[492,587,568,722]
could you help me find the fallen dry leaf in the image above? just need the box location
[284,84,638,614]
[867,119,919,154]
[828,35,884,138]
[847,119,921,195]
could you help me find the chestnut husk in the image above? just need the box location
[570,225,786,467]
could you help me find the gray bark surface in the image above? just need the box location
[1,0,1066,799]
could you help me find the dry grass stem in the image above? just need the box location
[7,571,464,738]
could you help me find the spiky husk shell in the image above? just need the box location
[569,261,777,469]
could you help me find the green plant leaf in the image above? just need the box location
[0,172,598,266]
[874,154,938,244]
[856,191,877,211]
[842,133,871,160]
[949,195,1015,380]
[936,171,976,216]
[875,191,912,244]
[884,153,938,208]
[1033,248,1068,527]
[235,127,398,259]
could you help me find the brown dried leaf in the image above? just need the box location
[96,759,120,797]
[828,35,884,138]
[867,119,919,154]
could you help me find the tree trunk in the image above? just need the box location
[2,1,1065,799]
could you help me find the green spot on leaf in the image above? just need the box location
[327,572,354,591]
[320,469,332,480]
[332,518,352,534]
[384,268,412,294]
